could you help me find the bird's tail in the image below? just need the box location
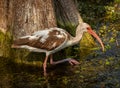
[11,37,29,48]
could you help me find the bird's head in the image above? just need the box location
[76,23,104,51]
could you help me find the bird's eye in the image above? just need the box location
[87,27,91,30]
[87,27,90,30]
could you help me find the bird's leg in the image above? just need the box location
[43,55,49,76]
[50,54,53,64]
[50,54,79,65]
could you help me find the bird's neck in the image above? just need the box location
[69,33,83,45]
[68,25,84,46]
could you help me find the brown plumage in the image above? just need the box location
[13,28,70,51]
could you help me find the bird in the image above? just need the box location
[11,22,104,76]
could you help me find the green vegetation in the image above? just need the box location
[77,0,120,56]
[0,0,120,88]
[0,32,13,58]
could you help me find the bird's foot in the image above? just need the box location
[44,71,47,76]
[68,58,80,65]
[50,58,80,65]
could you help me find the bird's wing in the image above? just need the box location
[13,28,69,51]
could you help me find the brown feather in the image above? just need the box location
[13,37,29,45]
[28,29,66,51]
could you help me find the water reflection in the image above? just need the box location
[0,45,120,88]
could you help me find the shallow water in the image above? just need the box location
[0,41,120,88]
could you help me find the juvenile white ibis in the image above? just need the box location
[12,22,104,76]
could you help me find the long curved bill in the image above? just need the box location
[87,27,105,51]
